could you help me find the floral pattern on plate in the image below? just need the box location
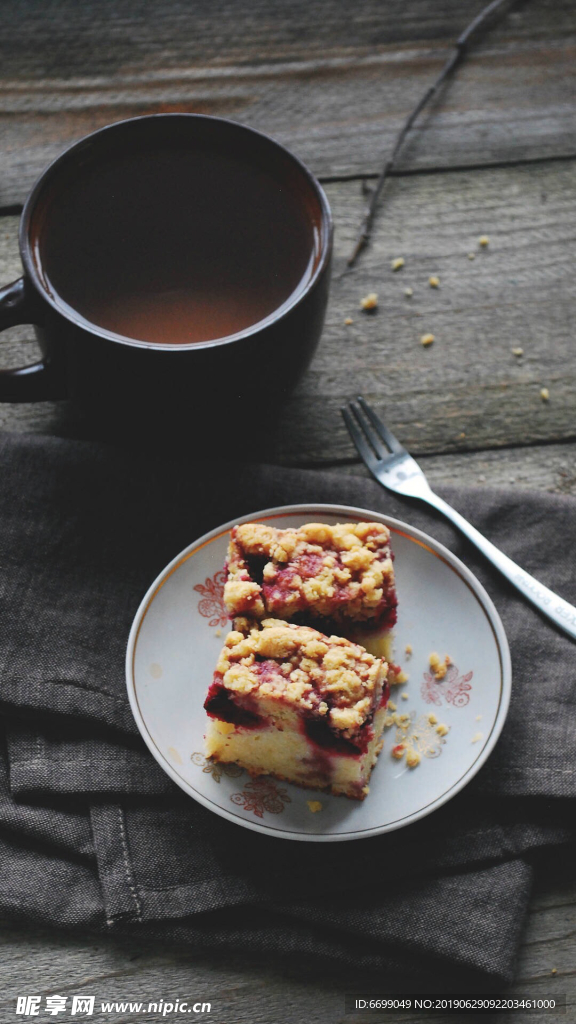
[191,752,244,782]
[194,569,228,628]
[389,710,448,759]
[420,664,473,707]
[231,777,292,818]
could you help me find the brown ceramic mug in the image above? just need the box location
[0,114,332,427]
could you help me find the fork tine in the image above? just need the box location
[341,406,380,469]
[357,396,405,454]
[349,401,388,459]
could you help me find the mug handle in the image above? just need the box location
[0,278,66,401]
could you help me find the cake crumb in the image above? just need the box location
[436,723,450,737]
[392,744,406,759]
[391,257,405,271]
[420,333,435,347]
[540,387,550,401]
[471,732,483,744]
[467,252,476,260]
[551,968,557,975]
[404,287,413,298]
[405,644,413,656]
[429,275,440,288]
[401,692,409,700]
[387,701,397,712]
[429,651,451,680]
[475,715,482,721]
[360,292,378,311]
[396,670,409,684]
[307,800,323,813]
[428,713,438,725]
[344,316,353,325]
[214,629,222,638]
[406,749,421,768]
[511,347,524,357]
[479,235,490,247]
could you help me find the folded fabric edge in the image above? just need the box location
[89,803,537,985]
[89,804,565,928]
[0,683,136,737]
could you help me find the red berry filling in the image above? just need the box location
[204,678,263,729]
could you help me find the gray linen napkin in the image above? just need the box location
[0,731,566,983]
[0,430,574,986]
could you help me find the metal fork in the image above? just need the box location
[342,396,576,642]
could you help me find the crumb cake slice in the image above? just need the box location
[223,521,397,632]
[204,619,390,800]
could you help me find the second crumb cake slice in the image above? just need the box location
[223,521,397,633]
[204,619,390,800]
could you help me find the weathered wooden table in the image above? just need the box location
[1,2,574,1019]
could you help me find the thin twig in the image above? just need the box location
[347,0,518,267]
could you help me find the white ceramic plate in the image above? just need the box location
[126,504,511,842]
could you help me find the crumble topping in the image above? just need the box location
[391,740,421,767]
[386,708,450,769]
[360,292,378,310]
[224,521,397,627]
[307,800,323,812]
[429,651,451,680]
[212,619,388,738]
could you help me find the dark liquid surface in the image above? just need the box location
[34,146,319,344]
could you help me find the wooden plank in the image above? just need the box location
[0,848,574,1022]
[1,0,576,206]
[1,156,575,464]
[276,157,576,463]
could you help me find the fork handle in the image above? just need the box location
[425,492,576,641]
